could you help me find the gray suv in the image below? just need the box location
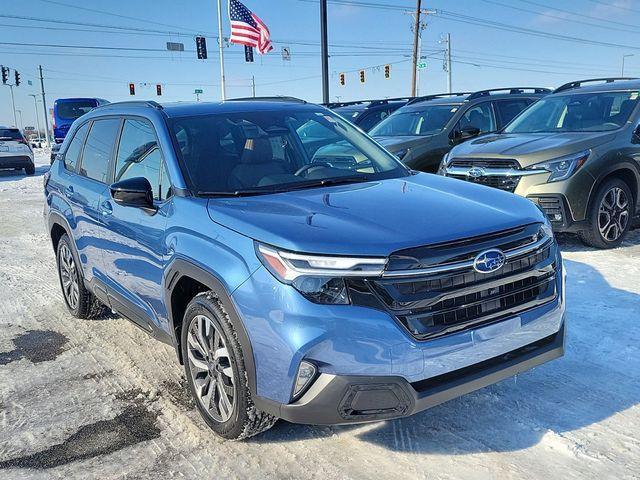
[370,88,550,172]
[441,78,640,249]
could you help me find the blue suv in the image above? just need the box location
[44,98,566,440]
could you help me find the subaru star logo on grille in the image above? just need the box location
[473,249,506,274]
[468,167,486,178]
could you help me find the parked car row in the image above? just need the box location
[327,78,640,248]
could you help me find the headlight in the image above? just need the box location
[256,243,386,304]
[526,150,590,183]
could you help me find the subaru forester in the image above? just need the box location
[44,98,565,439]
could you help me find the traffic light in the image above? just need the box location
[196,36,208,59]
[156,84,162,96]
[129,83,136,95]
[359,70,365,84]
[1,66,8,85]
[14,70,20,86]
[384,64,391,79]
[339,73,345,86]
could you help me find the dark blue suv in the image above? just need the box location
[44,98,566,439]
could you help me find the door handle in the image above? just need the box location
[100,201,113,216]
[63,186,74,199]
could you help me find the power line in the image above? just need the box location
[517,0,640,31]
[480,0,640,34]
[436,9,640,51]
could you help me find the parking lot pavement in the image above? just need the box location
[0,151,639,480]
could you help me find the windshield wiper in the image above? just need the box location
[197,189,277,197]
[199,176,371,198]
[281,175,371,191]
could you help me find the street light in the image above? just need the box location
[622,54,634,77]
[28,94,42,141]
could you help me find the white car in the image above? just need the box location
[0,127,35,175]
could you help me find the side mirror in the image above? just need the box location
[458,126,481,139]
[110,177,156,213]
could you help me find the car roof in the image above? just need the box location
[553,78,640,95]
[91,98,324,118]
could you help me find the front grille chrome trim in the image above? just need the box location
[382,237,553,278]
[445,166,543,177]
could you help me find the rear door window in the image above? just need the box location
[63,122,89,172]
[494,99,533,127]
[115,119,169,201]
[79,118,121,183]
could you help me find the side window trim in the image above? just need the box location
[114,116,173,202]
[76,116,123,185]
[62,120,91,174]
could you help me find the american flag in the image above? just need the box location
[229,0,273,55]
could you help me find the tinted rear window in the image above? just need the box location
[0,129,22,140]
[56,101,97,120]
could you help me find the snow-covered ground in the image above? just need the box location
[0,151,639,480]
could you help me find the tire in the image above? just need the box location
[56,234,106,319]
[25,164,35,175]
[579,178,634,249]
[181,292,277,440]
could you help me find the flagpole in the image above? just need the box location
[217,0,227,100]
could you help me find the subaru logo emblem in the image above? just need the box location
[468,167,486,178]
[473,249,506,274]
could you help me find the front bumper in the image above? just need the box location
[0,155,34,169]
[266,323,564,425]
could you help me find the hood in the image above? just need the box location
[207,173,545,256]
[450,131,617,165]
[373,135,435,152]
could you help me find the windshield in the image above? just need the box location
[504,90,639,134]
[370,105,459,136]
[0,128,22,140]
[56,100,97,120]
[169,108,408,195]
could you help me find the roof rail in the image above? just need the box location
[94,100,163,110]
[407,92,472,105]
[228,96,307,103]
[326,97,414,109]
[466,87,551,101]
[553,77,639,93]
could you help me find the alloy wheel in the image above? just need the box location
[59,244,79,310]
[187,314,236,422]
[598,186,630,242]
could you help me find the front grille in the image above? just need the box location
[449,158,520,169]
[447,158,522,192]
[358,224,558,341]
[450,174,521,193]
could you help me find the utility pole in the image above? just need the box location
[411,0,422,98]
[320,0,330,104]
[217,0,227,100]
[251,76,256,97]
[28,94,42,140]
[39,65,51,147]
[622,54,634,77]
[8,85,17,127]
[445,33,452,93]
[409,2,436,97]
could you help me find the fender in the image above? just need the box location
[47,210,75,249]
[163,258,259,398]
[586,160,640,216]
